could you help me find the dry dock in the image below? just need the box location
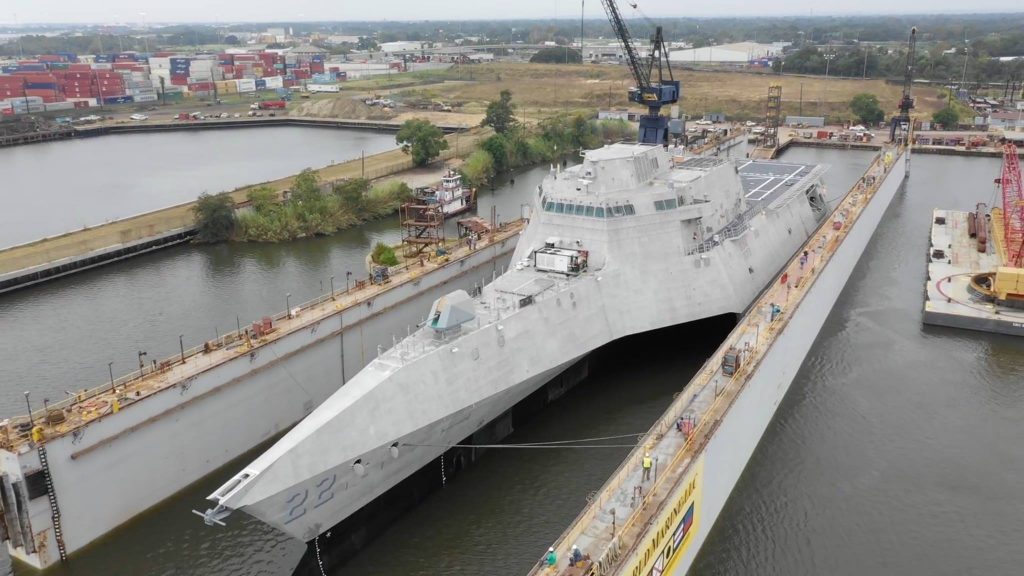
[0,219,523,570]
[530,147,908,576]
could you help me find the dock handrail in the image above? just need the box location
[3,219,526,450]
[531,146,902,576]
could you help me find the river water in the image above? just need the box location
[2,140,1022,575]
[0,127,396,248]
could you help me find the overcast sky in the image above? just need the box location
[5,0,1021,24]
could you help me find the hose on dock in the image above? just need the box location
[403,432,647,450]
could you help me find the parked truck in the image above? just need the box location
[250,100,287,110]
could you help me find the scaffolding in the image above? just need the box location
[764,84,782,149]
[400,200,445,258]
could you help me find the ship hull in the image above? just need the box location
[222,163,826,544]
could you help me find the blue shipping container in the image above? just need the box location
[311,55,324,62]
[25,83,59,90]
[255,79,267,89]
[102,95,134,105]
[1,66,18,74]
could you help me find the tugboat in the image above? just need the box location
[414,169,475,218]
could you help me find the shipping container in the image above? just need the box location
[264,75,284,89]
[134,93,158,102]
[102,95,133,105]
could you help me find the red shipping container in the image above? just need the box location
[69,64,92,71]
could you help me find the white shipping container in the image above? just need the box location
[44,101,75,111]
[148,57,171,70]
[307,84,340,93]
[0,101,12,110]
[235,79,256,93]
[189,59,214,71]
[264,75,284,89]
[134,93,158,102]
[91,63,112,70]
[66,97,97,106]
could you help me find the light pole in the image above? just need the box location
[137,350,147,374]
[24,392,34,428]
[286,293,292,316]
[109,361,115,391]
[179,334,185,362]
[330,275,336,299]
[346,271,352,291]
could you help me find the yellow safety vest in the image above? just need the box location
[642,456,652,469]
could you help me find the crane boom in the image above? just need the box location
[890,27,917,142]
[598,0,680,145]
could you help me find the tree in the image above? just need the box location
[932,107,960,129]
[192,193,236,243]
[482,90,517,134]
[333,178,371,211]
[291,168,322,205]
[849,93,885,125]
[481,134,509,173]
[530,47,582,64]
[396,119,449,167]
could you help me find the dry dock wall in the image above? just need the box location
[632,151,908,575]
[2,236,518,569]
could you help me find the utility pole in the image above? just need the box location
[863,47,868,79]
[580,0,585,64]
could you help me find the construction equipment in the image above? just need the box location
[598,0,680,145]
[1000,143,1023,267]
[890,27,917,143]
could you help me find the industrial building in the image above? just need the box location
[669,42,784,65]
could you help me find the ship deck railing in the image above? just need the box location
[1,219,528,453]
[530,147,902,576]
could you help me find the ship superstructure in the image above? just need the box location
[204,144,829,543]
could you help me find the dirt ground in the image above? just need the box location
[378,63,946,123]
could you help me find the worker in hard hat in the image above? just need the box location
[545,546,557,567]
[642,452,653,481]
[569,544,584,566]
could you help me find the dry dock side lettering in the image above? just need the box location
[626,456,704,576]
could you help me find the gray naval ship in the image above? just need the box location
[201,142,829,544]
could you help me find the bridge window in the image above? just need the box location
[595,207,606,218]
[574,204,586,216]
[623,204,636,215]
[585,205,595,217]
[612,205,625,217]
[664,198,678,210]
[544,201,555,212]
[554,202,565,214]
[654,200,665,211]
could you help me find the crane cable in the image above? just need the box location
[404,432,649,450]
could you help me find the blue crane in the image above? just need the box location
[598,0,680,145]
[890,27,917,142]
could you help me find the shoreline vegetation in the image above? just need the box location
[193,93,633,244]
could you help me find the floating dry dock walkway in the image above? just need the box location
[530,148,908,576]
[0,219,524,570]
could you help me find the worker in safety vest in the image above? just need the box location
[545,547,557,567]
[642,452,653,481]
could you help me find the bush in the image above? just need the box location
[460,150,496,188]
[371,242,399,266]
[530,47,582,64]
[192,193,236,243]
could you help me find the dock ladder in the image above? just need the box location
[36,445,68,562]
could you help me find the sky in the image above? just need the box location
[5,0,1023,24]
